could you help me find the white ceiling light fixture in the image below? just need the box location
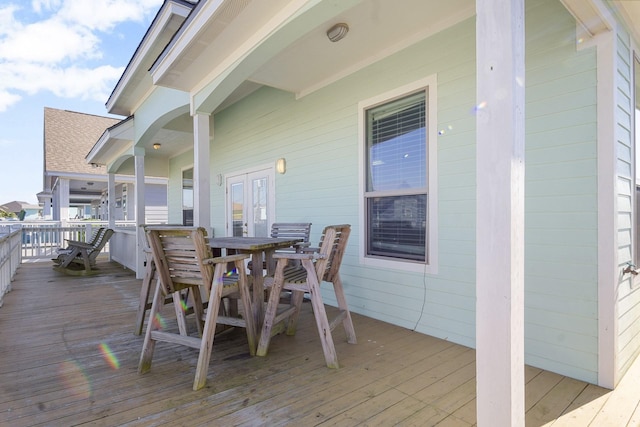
[327,23,349,42]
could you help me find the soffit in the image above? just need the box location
[152,0,475,103]
[107,1,193,117]
[611,1,640,44]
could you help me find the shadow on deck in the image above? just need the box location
[0,260,638,426]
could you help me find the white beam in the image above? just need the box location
[58,178,70,225]
[595,29,617,389]
[193,113,211,234]
[108,173,116,230]
[134,149,146,279]
[475,0,525,425]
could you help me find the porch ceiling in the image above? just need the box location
[153,0,475,110]
[249,0,474,97]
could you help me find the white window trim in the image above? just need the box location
[357,75,438,274]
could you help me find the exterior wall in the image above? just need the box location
[522,0,598,382]
[614,25,640,381]
[168,151,193,225]
[144,183,168,224]
[166,0,600,382]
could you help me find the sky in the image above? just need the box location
[0,0,164,205]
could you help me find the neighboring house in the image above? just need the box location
[40,107,169,223]
[0,201,41,220]
[85,0,640,421]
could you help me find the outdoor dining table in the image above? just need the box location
[208,236,303,329]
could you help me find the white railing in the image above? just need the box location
[3,221,135,259]
[109,226,138,272]
[21,225,99,259]
[0,229,21,307]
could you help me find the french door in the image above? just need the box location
[226,167,275,237]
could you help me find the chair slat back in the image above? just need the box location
[86,227,105,246]
[317,224,350,282]
[87,228,114,262]
[146,227,213,295]
[270,223,312,241]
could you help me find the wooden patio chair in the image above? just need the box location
[256,224,357,368]
[134,224,192,336]
[138,227,257,391]
[54,227,104,258]
[53,228,114,274]
[247,222,312,272]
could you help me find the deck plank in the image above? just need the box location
[1,261,640,426]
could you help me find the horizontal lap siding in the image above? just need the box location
[144,184,168,224]
[168,151,193,225]
[169,0,600,383]
[523,0,598,383]
[614,27,640,379]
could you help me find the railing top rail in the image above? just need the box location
[0,229,21,244]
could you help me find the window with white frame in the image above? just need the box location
[182,168,194,226]
[361,79,436,268]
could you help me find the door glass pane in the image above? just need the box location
[252,177,268,237]
[231,182,244,237]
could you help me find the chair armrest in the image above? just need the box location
[64,239,85,246]
[273,253,326,260]
[202,253,250,265]
[300,246,320,253]
[67,241,93,250]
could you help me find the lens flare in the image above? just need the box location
[58,360,92,399]
[153,313,166,329]
[99,342,120,370]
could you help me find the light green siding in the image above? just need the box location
[614,24,640,381]
[168,151,193,225]
[165,0,601,383]
[524,0,598,382]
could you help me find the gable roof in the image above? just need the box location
[106,0,195,116]
[43,107,120,176]
[0,201,40,213]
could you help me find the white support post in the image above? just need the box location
[134,148,146,279]
[475,0,525,425]
[42,195,52,219]
[108,173,116,230]
[59,178,70,226]
[52,188,59,221]
[193,112,212,234]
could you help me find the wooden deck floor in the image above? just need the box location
[1,260,639,426]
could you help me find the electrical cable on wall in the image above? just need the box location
[413,260,428,331]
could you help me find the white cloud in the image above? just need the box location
[0,61,124,101]
[0,0,162,110]
[58,0,163,32]
[0,20,99,63]
[0,90,22,112]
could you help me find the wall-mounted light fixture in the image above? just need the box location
[216,173,223,186]
[327,23,349,42]
[276,158,287,174]
[153,143,161,150]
